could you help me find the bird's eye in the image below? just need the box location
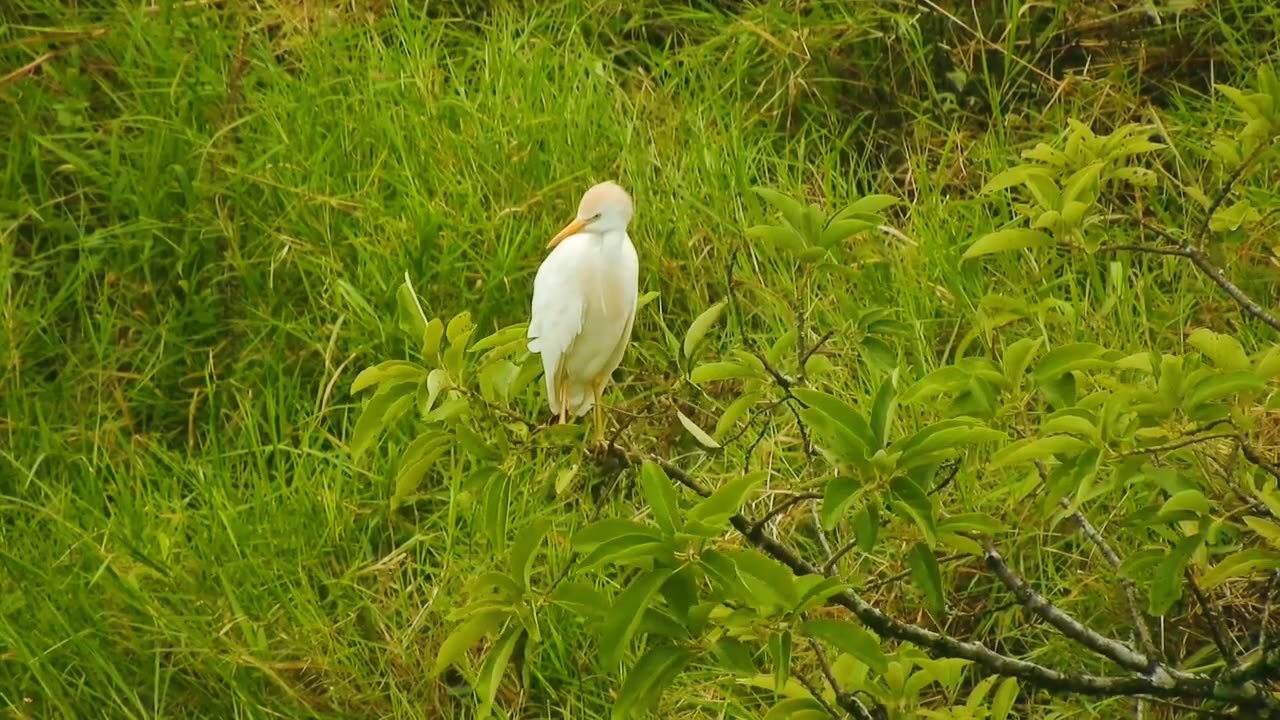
[592,213,603,221]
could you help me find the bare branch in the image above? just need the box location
[1184,570,1239,668]
[981,542,1156,674]
[1261,571,1279,657]
[1097,243,1191,258]
[1060,497,1162,662]
[1180,245,1280,334]
[1116,432,1238,459]
[1101,215,1280,334]
[1240,437,1280,483]
[1195,135,1279,245]
[612,448,1279,712]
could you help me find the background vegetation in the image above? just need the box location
[3,1,1280,718]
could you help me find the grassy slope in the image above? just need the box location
[2,1,1279,718]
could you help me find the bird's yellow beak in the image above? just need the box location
[547,218,587,249]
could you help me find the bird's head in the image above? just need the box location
[547,181,633,249]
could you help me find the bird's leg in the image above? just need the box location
[557,383,568,425]
[590,380,607,451]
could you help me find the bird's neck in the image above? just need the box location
[594,229,630,253]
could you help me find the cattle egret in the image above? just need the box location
[527,181,639,447]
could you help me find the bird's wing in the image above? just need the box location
[527,238,588,409]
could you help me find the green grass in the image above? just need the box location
[3,1,1280,718]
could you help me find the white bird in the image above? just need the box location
[527,181,640,447]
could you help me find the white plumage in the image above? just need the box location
[527,181,639,445]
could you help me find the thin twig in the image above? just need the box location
[1117,432,1238,459]
[810,501,833,560]
[798,329,836,376]
[750,492,824,534]
[928,460,961,496]
[1195,134,1280,245]
[1058,496,1162,662]
[1097,243,1191,258]
[810,639,876,720]
[1184,570,1239,668]
[1262,572,1279,656]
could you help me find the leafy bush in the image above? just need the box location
[347,67,1280,720]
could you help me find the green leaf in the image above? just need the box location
[483,470,511,545]
[1158,489,1211,520]
[852,500,880,553]
[1034,342,1113,379]
[798,618,887,672]
[1149,533,1204,616]
[475,624,524,719]
[752,186,808,234]
[792,576,855,614]
[1200,548,1280,591]
[769,630,792,692]
[844,193,900,216]
[716,391,764,439]
[422,317,445,360]
[1184,370,1264,409]
[889,476,936,545]
[397,273,429,339]
[1002,337,1044,386]
[1042,412,1100,442]
[509,519,553,591]
[687,472,765,528]
[574,519,664,552]
[990,677,1020,720]
[1061,161,1103,206]
[988,434,1088,470]
[980,165,1055,194]
[349,381,419,459]
[639,462,681,536]
[894,419,1006,467]
[907,542,945,613]
[869,371,899,449]
[683,300,728,360]
[961,228,1054,259]
[792,388,877,450]
[612,644,692,720]
[821,217,877,245]
[578,535,672,570]
[391,433,451,509]
[710,637,757,676]
[470,571,523,604]
[350,360,425,394]
[551,581,610,618]
[937,512,1005,535]
[432,609,507,677]
[763,698,830,720]
[691,361,758,384]
[733,548,799,608]
[821,475,861,528]
[677,410,721,449]
[1209,199,1262,233]
[600,568,677,667]
[1244,516,1280,548]
[469,323,529,354]
[747,223,809,255]
[1188,328,1251,371]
